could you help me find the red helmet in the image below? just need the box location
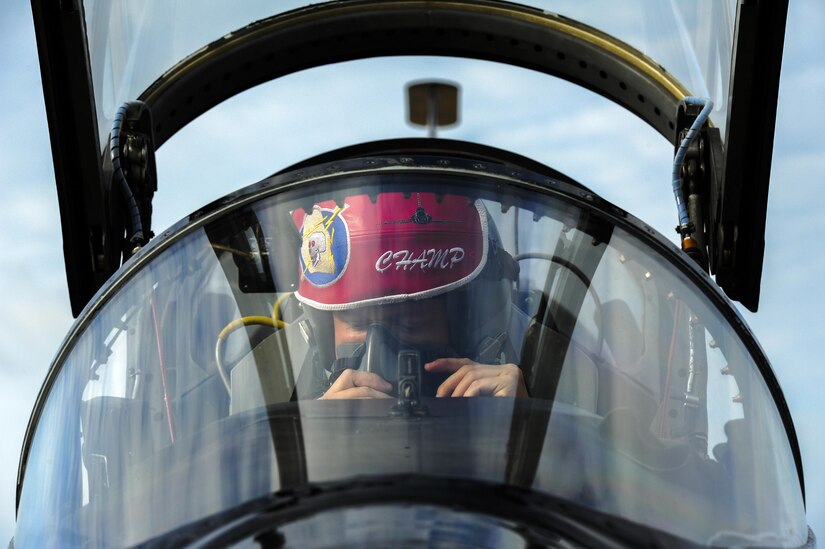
[294,192,489,310]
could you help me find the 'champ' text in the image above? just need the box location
[375,248,465,272]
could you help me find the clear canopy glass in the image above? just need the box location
[16,160,806,546]
[82,0,735,148]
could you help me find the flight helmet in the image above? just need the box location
[293,190,518,393]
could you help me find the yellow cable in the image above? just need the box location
[215,314,288,393]
[272,292,292,325]
[211,244,254,258]
[218,315,285,340]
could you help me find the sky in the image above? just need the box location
[1,0,824,545]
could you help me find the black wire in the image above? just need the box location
[110,103,145,247]
[514,252,605,355]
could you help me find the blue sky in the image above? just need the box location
[1,0,823,545]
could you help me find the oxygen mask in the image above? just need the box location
[331,323,455,396]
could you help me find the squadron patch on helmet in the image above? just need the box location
[299,205,350,287]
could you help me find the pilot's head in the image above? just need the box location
[293,191,517,387]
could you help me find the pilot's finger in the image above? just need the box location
[435,363,484,397]
[463,374,517,397]
[449,365,501,397]
[424,357,475,373]
[461,364,528,397]
[437,363,527,397]
[321,386,393,400]
[327,369,392,394]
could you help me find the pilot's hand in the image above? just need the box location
[424,358,528,397]
[320,369,393,399]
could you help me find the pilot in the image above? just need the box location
[292,190,528,399]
